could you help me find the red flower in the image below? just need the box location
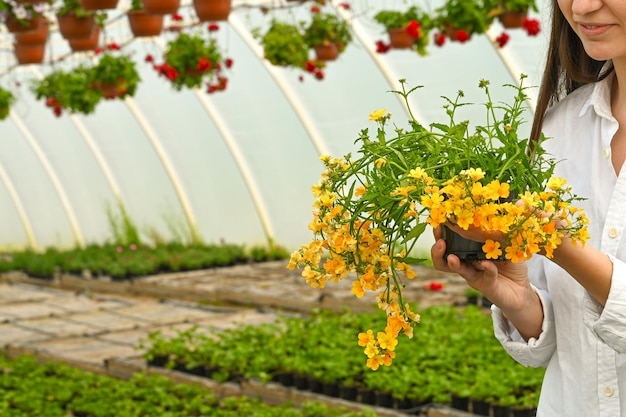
[434,32,446,47]
[45,97,57,107]
[298,75,304,82]
[310,5,320,13]
[171,13,183,21]
[207,84,218,94]
[455,29,470,43]
[405,20,420,39]
[218,76,228,90]
[107,43,120,50]
[338,2,350,9]
[305,60,317,73]
[208,22,219,32]
[224,57,233,68]
[94,47,103,55]
[145,54,154,62]
[313,68,324,80]
[423,281,444,291]
[496,32,510,48]
[53,106,62,117]
[197,56,211,71]
[155,63,178,81]
[375,40,391,53]
[523,18,541,36]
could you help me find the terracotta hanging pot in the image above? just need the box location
[14,17,49,46]
[387,27,414,49]
[80,0,119,10]
[192,0,231,22]
[5,14,43,33]
[498,10,528,29]
[14,42,45,64]
[142,0,181,15]
[56,12,96,39]
[313,43,338,61]
[68,26,100,51]
[127,10,164,37]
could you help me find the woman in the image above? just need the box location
[431,0,626,415]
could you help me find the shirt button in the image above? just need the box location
[604,385,614,397]
[608,227,619,239]
[604,148,611,159]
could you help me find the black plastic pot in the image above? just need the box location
[472,399,491,416]
[443,225,506,261]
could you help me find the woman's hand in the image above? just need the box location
[431,225,544,340]
[431,225,532,312]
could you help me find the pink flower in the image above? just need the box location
[116,246,123,253]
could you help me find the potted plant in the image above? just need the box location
[434,0,497,42]
[303,12,352,61]
[373,6,433,54]
[256,20,309,69]
[0,86,15,120]
[1,1,46,32]
[153,31,229,92]
[31,66,103,116]
[192,0,231,22]
[493,0,539,28]
[55,0,96,40]
[89,51,141,99]
[288,76,589,370]
[126,0,163,37]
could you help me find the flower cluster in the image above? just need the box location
[151,31,233,93]
[288,76,589,370]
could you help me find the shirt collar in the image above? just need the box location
[580,67,615,120]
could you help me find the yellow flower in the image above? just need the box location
[546,176,567,191]
[369,108,386,121]
[482,239,502,259]
[375,157,387,168]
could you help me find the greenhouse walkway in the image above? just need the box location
[0,261,481,417]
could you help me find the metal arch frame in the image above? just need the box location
[192,90,275,240]
[0,158,38,250]
[10,111,85,247]
[484,26,537,114]
[328,0,426,122]
[122,96,201,243]
[228,14,331,157]
[148,32,278,243]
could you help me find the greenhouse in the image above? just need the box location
[0,0,559,416]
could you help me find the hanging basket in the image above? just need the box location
[313,43,338,61]
[142,0,180,15]
[79,0,119,10]
[68,26,100,51]
[5,14,43,33]
[387,27,414,49]
[56,12,95,39]
[192,0,231,22]
[14,17,49,46]
[498,10,528,29]
[127,10,164,37]
[14,42,45,64]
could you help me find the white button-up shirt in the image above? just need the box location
[491,72,626,417]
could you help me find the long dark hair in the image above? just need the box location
[530,0,613,143]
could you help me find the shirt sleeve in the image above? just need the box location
[583,255,626,353]
[491,285,556,368]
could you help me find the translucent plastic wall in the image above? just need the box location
[0,0,550,252]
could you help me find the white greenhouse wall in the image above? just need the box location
[0,0,551,252]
